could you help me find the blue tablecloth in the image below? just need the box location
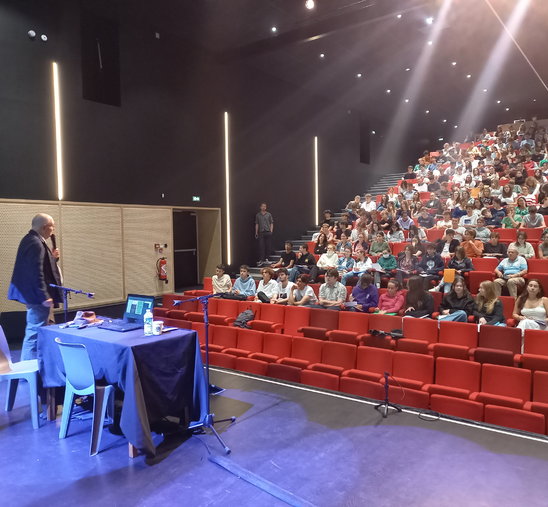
[38,324,208,456]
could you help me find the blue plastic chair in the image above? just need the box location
[0,326,40,429]
[55,338,115,456]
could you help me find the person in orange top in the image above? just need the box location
[460,229,484,258]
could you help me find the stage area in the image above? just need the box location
[1,368,548,506]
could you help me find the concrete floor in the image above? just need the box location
[1,368,548,506]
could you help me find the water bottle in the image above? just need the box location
[143,308,153,336]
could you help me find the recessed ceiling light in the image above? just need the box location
[451,61,457,66]
[466,74,472,79]
[454,125,458,129]
[271,26,277,33]
[425,110,430,114]
[427,40,433,45]
[505,107,510,111]
[438,137,444,141]
[405,68,411,72]
[483,88,488,92]
[533,98,537,102]
[356,73,362,78]
[319,53,325,58]
[305,0,315,9]
[425,17,434,25]
[404,98,410,103]
[371,130,376,135]
[496,100,501,104]
[386,89,391,94]
[396,13,402,19]
[442,119,447,123]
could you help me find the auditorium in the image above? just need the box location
[1,0,548,505]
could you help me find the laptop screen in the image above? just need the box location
[124,294,154,322]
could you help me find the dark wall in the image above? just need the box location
[0,0,371,270]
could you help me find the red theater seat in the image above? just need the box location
[383,351,434,390]
[301,370,339,391]
[308,342,356,376]
[191,322,206,345]
[397,318,438,354]
[360,314,403,349]
[250,333,292,363]
[522,329,548,356]
[468,271,495,294]
[223,329,264,357]
[284,306,311,335]
[342,346,393,382]
[484,405,545,434]
[470,326,522,365]
[207,325,238,352]
[326,329,359,345]
[235,357,268,376]
[278,336,323,369]
[339,377,384,400]
[249,320,283,333]
[266,363,301,383]
[524,371,548,433]
[422,357,481,399]
[470,364,532,409]
[158,317,192,329]
[153,307,170,318]
[309,308,339,331]
[338,311,369,334]
[259,304,286,325]
[395,387,430,410]
[208,351,236,369]
[430,394,484,422]
[237,300,263,319]
[215,299,241,319]
[430,321,478,359]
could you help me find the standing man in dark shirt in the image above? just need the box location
[255,202,274,266]
[8,213,62,360]
[272,241,297,270]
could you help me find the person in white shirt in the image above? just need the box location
[312,243,339,282]
[361,193,377,212]
[271,268,295,304]
[436,211,452,229]
[341,249,372,285]
[459,204,478,227]
[255,267,279,303]
[212,264,232,294]
[288,274,318,306]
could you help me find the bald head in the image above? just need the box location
[32,213,55,239]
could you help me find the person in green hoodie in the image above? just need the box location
[373,249,397,287]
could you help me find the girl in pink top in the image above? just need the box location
[377,279,405,315]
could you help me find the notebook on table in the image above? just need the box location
[99,294,155,332]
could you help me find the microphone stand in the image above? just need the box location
[49,284,94,323]
[375,371,402,418]
[180,293,235,454]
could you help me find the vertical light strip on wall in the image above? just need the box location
[224,112,232,265]
[314,136,319,226]
[52,62,64,200]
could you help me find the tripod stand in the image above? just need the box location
[183,294,236,454]
[49,283,95,322]
[374,371,402,418]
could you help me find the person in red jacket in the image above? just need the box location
[376,279,405,315]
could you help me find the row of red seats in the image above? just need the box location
[201,329,548,435]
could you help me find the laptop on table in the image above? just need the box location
[99,294,155,332]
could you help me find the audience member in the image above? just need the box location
[438,276,475,322]
[483,232,507,258]
[272,241,297,269]
[289,244,316,282]
[271,268,294,304]
[403,275,434,318]
[509,230,535,259]
[513,279,548,332]
[369,232,391,255]
[435,229,459,258]
[288,274,317,306]
[474,281,505,326]
[461,229,484,258]
[342,249,372,285]
[522,206,544,228]
[318,268,347,310]
[230,265,256,299]
[212,264,232,294]
[376,279,405,315]
[312,243,339,283]
[418,243,444,289]
[349,273,379,313]
[493,246,527,297]
[255,267,279,303]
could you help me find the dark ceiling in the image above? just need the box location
[174,0,548,153]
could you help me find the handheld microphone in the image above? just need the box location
[51,234,57,250]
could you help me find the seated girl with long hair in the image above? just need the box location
[473,280,505,326]
[376,279,405,315]
[438,276,475,322]
[513,279,548,332]
[403,275,434,318]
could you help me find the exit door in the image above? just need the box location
[173,210,199,290]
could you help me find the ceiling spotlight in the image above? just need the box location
[356,73,362,78]
[533,98,537,102]
[271,26,278,33]
[505,107,510,111]
[496,100,501,104]
[438,137,444,141]
[483,88,488,92]
[425,17,434,25]
[305,0,315,9]
[319,53,325,59]
[427,40,433,46]
[442,119,447,123]
[396,13,402,19]
[27,29,36,40]
[386,89,391,94]
[405,68,411,72]
[404,98,410,103]
[454,125,458,129]
[451,62,457,66]
[371,130,376,135]
[425,110,430,114]
[466,74,472,79]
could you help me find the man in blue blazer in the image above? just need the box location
[8,214,62,360]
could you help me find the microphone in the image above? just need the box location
[51,234,57,250]
[88,293,95,298]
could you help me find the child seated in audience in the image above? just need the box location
[435,229,459,258]
[271,241,297,269]
[337,247,355,280]
[375,279,405,315]
[436,211,452,229]
[461,229,484,258]
[501,204,522,228]
[432,246,474,293]
[230,265,256,299]
[313,243,339,282]
[271,268,294,304]
[336,232,352,253]
[538,232,548,259]
[417,208,435,229]
[474,217,491,243]
[212,264,232,294]
[418,242,444,289]
[349,273,379,313]
[369,232,391,255]
[438,276,475,322]
[288,274,317,307]
[342,249,372,285]
[318,268,347,310]
[474,280,505,326]
[483,232,507,258]
[509,230,535,259]
[373,249,397,287]
[522,206,544,228]
[403,275,433,318]
[255,267,279,303]
[387,223,405,243]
